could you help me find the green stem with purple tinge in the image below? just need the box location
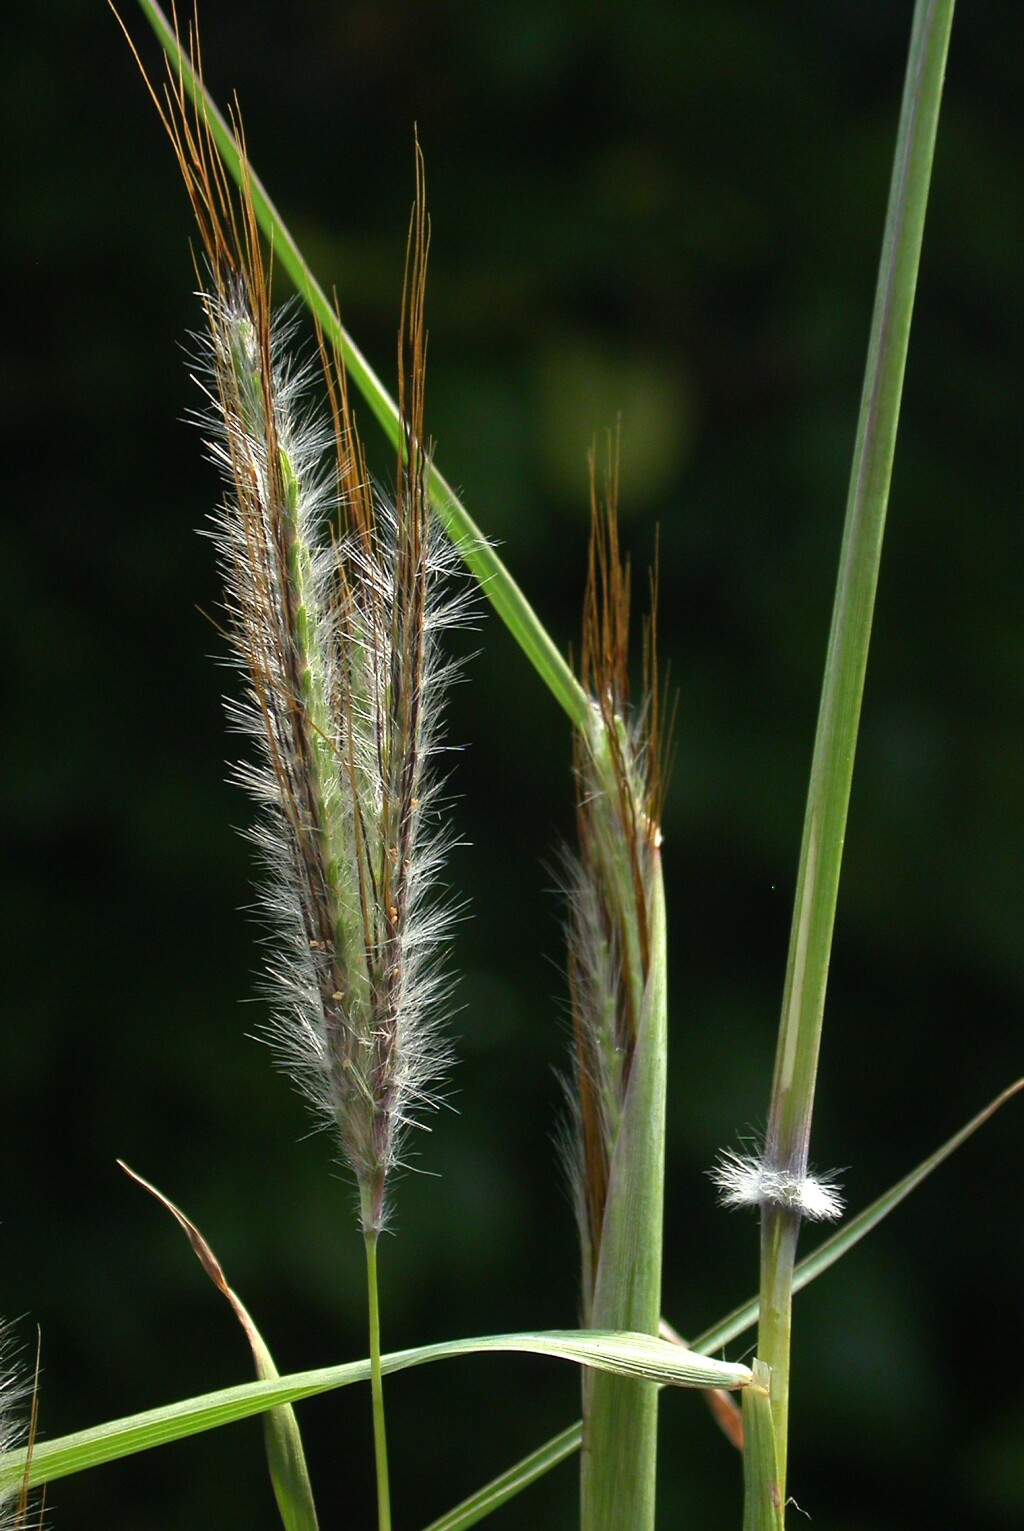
[755,0,955,1512]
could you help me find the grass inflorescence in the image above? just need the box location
[128,18,471,1525]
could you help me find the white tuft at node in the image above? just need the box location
[709,1150,843,1222]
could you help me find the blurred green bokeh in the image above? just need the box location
[2,3,1022,1527]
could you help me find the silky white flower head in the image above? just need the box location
[159,62,467,1236]
[710,1148,844,1222]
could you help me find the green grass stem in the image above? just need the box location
[132,0,590,733]
[579,846,667,1531]
[741,1361,783,1531]
[756,0,954,1507]
[365,1232,392,1531]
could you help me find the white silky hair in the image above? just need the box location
[710,1147,844,1222]
[193,278,472,1227]
[0,1324,31,1519]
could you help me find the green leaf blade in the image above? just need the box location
[0,1330,748,1497]
[117,1164,321,1531]
[420,1425,584,1531]
[129,0,590,731]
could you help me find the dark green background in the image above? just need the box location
[3,3,1022,1526]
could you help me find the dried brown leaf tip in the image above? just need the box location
[133,13,466,1235]
[567,439,670,1310]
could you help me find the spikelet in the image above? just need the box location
[142,21,464,1234]
[565,441,669,1319]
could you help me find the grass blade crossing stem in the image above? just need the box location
[128,0,590,731]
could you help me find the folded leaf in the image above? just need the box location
[119,1163,319,1531]
[0,1330,750,1496]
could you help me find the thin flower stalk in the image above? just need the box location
[567,449,670,1531]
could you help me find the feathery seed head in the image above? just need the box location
[144,26,465,1235]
